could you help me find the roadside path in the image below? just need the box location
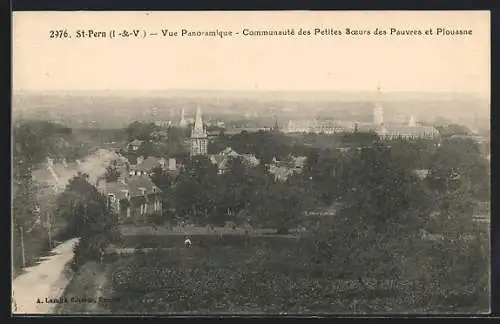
[12,238,79,315]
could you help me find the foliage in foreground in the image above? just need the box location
[55,173,121,270]
[98,234,489,314]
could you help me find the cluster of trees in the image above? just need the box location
[13,121,85,166]
[151,157,315,232]
[12,160,38,270]
[303,136,489,305]
[427,137,489,200]
[121,122,190,164]
[149,130,489,236]
[209,131,385,165]
[56,173,120,270]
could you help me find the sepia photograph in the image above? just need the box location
[12,11,490,315]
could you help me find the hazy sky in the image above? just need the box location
[13,11,490,95]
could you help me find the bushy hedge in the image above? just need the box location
[71,228,122,271]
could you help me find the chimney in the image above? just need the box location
[137,156,144,165]
[139,187,146,196]
[62,158,68,168]
[168,158,176,171]
[120,189,129,198]
[76,159,81,166]
[159,158,166,168]
[46,157,54,167]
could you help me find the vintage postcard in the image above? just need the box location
[12,11,490,315]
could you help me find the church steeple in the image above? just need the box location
[272,116,280,132]
[179,108,187,127]
[190,105,208,157]
[193,106,205,135]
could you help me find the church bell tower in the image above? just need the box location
[190,105,208,157]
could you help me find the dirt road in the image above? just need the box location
[12,238,79,315]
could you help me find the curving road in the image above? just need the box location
[12,238,79,315]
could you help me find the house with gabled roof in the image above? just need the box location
[31,157,82,193]
[209,147,260,174]
[98,174,162,223]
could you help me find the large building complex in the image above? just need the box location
[283,86,440,140]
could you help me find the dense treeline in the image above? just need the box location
[13,121,90,166]
[151,131,489,232]
[208,131,380,164]
[120,122,190,164]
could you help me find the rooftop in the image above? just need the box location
[98,181,130,200]
[377,125,440,136]
[100,175,161,199]
[127,175,161,196]
[136,156,165,171]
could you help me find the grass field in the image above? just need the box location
[58,234,489,315]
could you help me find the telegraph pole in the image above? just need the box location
[19,225,26,268]
[46,212,52,250]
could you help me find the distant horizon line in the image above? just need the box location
[12,88,489,99]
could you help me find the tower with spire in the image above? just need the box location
[272,116,281,132]
[179,108,187,127]
[190,105,208,157]
[373,84,384,126]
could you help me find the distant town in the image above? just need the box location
[12,89,490,314]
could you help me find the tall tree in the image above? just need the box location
[57,173,120,268]
[12,164,36,268]
[173,157,220,224]
[429,137,489,199]
[104,162,121,183]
